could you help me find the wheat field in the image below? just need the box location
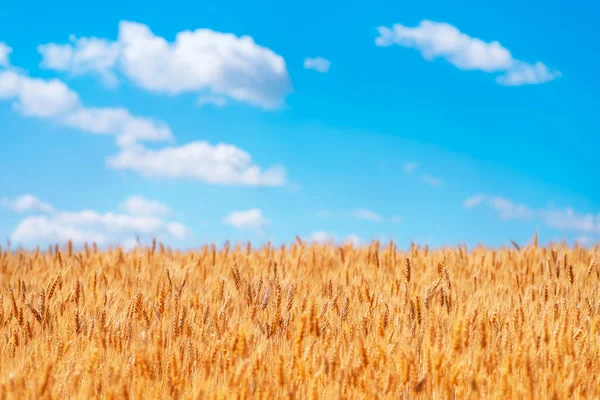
[0,237,598,400]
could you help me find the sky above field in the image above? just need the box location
[1,0,599,250]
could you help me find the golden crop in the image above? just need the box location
[0,238,598,399]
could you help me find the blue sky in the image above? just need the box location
[1,0,599,250]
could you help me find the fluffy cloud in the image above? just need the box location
[119,195,172,217]
[1,194,54,213]
[62,107,172,147]
[222,208,270,234]
[303,57,331,73]
[352,208,384,222]
[0,42,12,67]
[0,70,80,118]
[465,194,600,235]
[7,195,189,247]
[0,68,171,146]
[375,20,560,86]
[38,35,120,86]
[38,21,293,108]
[106,142,286,186]
[495,61,561,86]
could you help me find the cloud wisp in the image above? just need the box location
[402,161,443,187]
[1,194,54,214]
[465,194,600,244]
[376,20,560,86]
[303,57,331,73]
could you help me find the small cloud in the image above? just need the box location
[496,61,561,86]
[166,221,189,240]
[375,19,560,86]
[465,193,600,235]
[403,161,419,173]
[1,194,54,214]
[119,195,172,217]
[464,194,486,208]
[352,208,384,222]
[222,208,270,234]
[303,57,331,73]
[467,195,533,220]
[421,174,443,187]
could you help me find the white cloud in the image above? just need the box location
[197,95,227,107]
[38,21,293,108]
[38,35,120,87]
[119,195,171,217]
[0,68,171,147]
[11,216,111,247]
[421,174,443,187]
[8,195,189,248]
[303,57,331,73]
[465,194,600,235]
[1,64,285,187]
[352,208,384,222]
[1,194,54,213]
[375,20,559,86]
[403,161,419,173]
[3,46,286,188]
[0,42,12,67]
[540,208,599,233]
[62,107,173,147]
[222,208,270,234]
[464,194,485,209]
[0,70,80,118]
[106,142,286,186]
[165,222,189,240]
[496,61,561,86]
